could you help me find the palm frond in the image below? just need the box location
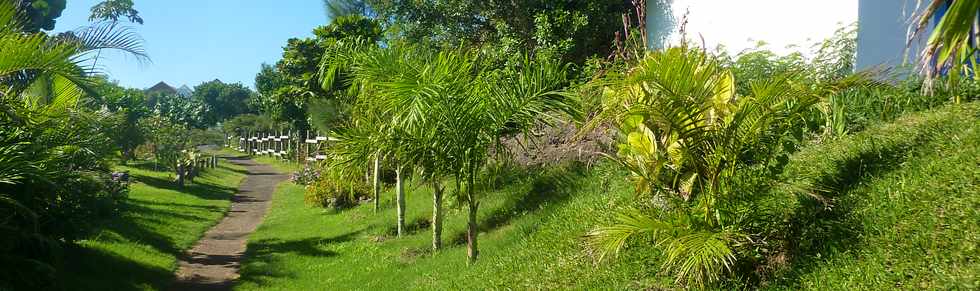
[910,0,980,90]
[0,0,24,35]
[67,21,150,67]
[584,209,673,263]
[661,230,737,289]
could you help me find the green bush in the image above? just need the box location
[0,104,129,290]
[304,174,370,209]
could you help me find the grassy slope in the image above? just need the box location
[235,161,671,290]
[767,102,980,289]
[234,102,979,290]
[58,160,247,290]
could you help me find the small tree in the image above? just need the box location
[324,45,576,259]
[583,46,819,288]
[140,115,190,181]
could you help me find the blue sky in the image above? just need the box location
[54,0,329,90]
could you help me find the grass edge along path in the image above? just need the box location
[172,157,288,289]
[58,158,248,290]
[232,158,671,289]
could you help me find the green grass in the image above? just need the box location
[58,160,248,290]
[215,147,302,173]
[765,102,980,289]
[234,160,675,290]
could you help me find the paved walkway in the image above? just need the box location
[171,156,287,291]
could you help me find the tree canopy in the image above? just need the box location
[17,0,66,32]
[89,0,143,24]
[192,79,256,124]
[254,14,383,131]
[364,0,637,65]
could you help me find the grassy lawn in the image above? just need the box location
[58,160,248,290]
[235,161,671,290]
[215,148,302,173]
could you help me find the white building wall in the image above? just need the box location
[648,0,858,56]
[854,0,927,72]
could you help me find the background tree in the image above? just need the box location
[88,77,150,162]
[16,0,66,32]
[323,0,370,19]
[363,0,638,66]
[152,93,208,129]
[192,79,255,124]
[89,0,143,24]
[255,14,383,131]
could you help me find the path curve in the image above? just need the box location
[171,156,287,291]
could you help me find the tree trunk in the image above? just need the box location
[431,180,444,251]
[176,162,184,188]
[373,156,381,212]
[396,165,406,237]
[466,173,479,263]
[349,183,355,205]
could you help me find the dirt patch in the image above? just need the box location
[169,156,287,291]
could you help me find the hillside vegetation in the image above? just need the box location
[235,103,980,289]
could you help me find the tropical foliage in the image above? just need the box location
[0,0,148,288]
[319,42,577,259]
[911,0,980,92]
[583,46,819,288]
[253,14,383,131]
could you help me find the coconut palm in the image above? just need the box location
[910,0,980,94]
[583,46,818,288]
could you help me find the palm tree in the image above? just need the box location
[322,43,417,236]
[1,0,147,113]
[583,46,817,288]
[910,0,980,94]
[322,44,576,258]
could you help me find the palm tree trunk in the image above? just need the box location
[396,165,406,237]
[431,180,444,250]
[373,156,381,212]
[465,172,479,263]
[176,161,184,187]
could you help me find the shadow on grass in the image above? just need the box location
[236,231,361,287]
[58,162,246,290]
[124,161,167,172]
[447,162,589,246]
[771,129,934,286]
[218,163,251,175]
[85,199,220,258]
[131,173,238,201]
[58,245,173,291]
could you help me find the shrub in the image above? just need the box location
[584,46,819,288]
[290,166,320,185]
[305,175,370,209]
[0,102,129,290]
